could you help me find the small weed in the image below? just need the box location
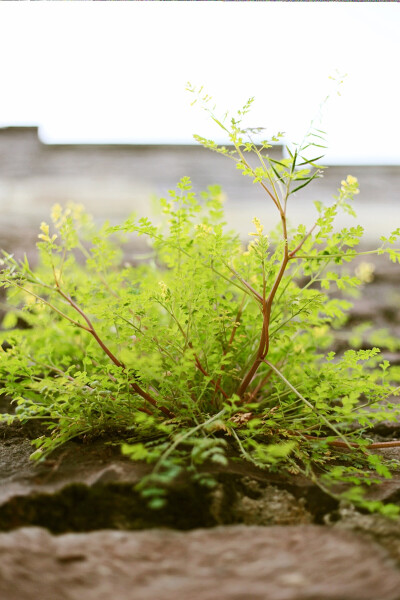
[1,86,400,514]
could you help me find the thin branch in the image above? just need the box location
[49,277,173,418]
[159,298,230,400]
[55,287,125,368]
[263,359,351,446]
[237,243,290,397]
[209,263,253,298]
[300,433,400,450]
[289,223,317,258]
[247,368,274,402]
[294,249,400,260]
[234,144,282,212]
[193,355,229,399]
[4,281,91,332]
[225,262,263,304]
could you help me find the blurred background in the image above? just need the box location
[0,2,399,260]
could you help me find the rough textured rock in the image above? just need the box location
[331,503,400,566]
[1,525,400,600]
[2,417,400,533]
[0,422,317,532]
[229,477,312,526]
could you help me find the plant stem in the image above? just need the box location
[289,223,317,258]
[49,276,173,418]
[301,433,400,450]
[237,235,289,397]
[263,358,351,446]
[293,249,400,260]
[4,281,90,332]
[224,262,263,304]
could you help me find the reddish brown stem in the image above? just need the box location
[227,265,263,305]
[56,288,124,367]
[247,367,275,402]
[35,359,153,416]
[237,234,289,397]
[194,355,229,399]
[288,223,317,259]
[54,287,174,418]
[302,433,400,450]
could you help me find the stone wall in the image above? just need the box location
[1,127,399,258]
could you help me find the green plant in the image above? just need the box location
[1,87,400,514]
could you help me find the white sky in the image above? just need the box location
[0,2,399,164]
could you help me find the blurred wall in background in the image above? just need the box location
[1,127,399,260]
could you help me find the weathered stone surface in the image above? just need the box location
[331,503,400,566]
[1,525,400,600]
[0,421,149,504]
[3,418,400,534]
[0,422,317,532]
[228,477,312,526]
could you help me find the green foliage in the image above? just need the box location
[1,90,400,515]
